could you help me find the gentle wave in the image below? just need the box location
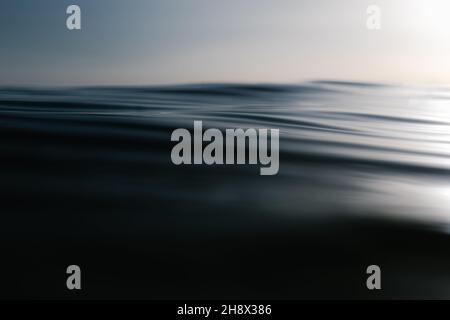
[1,81,450,228]
[2,81,450,298]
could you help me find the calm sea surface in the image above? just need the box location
[1,81,450,298]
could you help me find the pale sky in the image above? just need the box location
[1,0,450,86]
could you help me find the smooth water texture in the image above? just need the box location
[1,81,450,298]
[1,81,449,226]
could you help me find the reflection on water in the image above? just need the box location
[0,81,450,298]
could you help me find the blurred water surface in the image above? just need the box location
[1,81,450,298]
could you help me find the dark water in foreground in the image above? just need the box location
[0,81,450,299]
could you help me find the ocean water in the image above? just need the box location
[1,81,450,298]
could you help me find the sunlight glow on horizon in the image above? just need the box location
[2,0,450,86]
